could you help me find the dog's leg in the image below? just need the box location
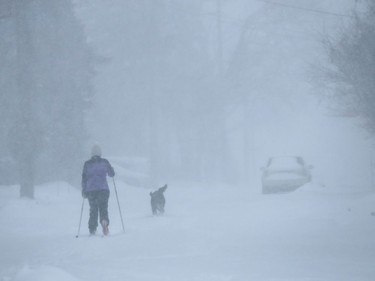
[151,200,157,215]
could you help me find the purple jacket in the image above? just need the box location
[82,156,115,192]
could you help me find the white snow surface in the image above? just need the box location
[1,181,375,281]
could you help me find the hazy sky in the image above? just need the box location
[74,0,374,189]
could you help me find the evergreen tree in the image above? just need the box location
[0,0,94,197]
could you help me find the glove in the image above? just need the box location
[82,190,87,199]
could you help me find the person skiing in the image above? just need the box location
[81,144,115,235]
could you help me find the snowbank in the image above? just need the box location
[14,265,82,281]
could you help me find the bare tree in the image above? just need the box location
[320,0,375,134]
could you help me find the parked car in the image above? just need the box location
[107,156,150,188]
[261,156,312,194]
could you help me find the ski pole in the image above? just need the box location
[113,177,125,233]
[76,198,85,238]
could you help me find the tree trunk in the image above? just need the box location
[15,0,36,199]
[19,155,35,198]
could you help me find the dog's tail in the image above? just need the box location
[160,184,167,192]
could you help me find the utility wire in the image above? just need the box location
[203,1,356,29]
[255,0,355,19]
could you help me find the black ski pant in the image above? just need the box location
[87,189,110,233]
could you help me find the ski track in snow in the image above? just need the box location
[0,181,375,281]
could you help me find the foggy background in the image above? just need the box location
[2,2,375,279]
[0,0,373,195]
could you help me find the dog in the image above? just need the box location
[150,184,167,215]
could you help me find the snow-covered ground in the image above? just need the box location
[1,180,375,281]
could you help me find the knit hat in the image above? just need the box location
[91,144,102,157]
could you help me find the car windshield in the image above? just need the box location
[268,157,304,169]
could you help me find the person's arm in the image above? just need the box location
[106,160,115,177]
[81,162,88,198]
